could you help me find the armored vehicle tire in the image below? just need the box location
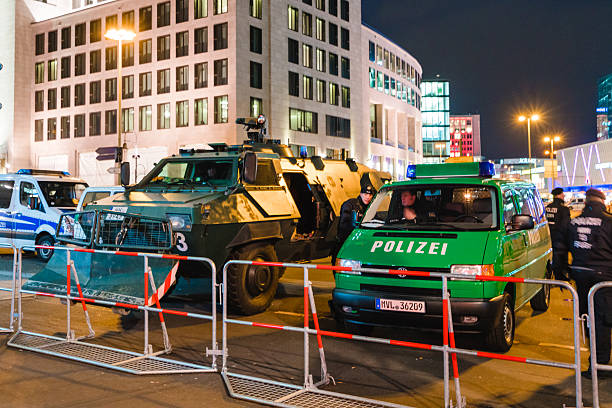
[484,292,515,352]
[530,265,552,312]
[227,243,280,315]
[36,234,54,262]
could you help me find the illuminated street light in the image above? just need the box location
[543,135,561,185]
[104,28,136,184]
[517,114,540,182]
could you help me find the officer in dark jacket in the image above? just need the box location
[332,184,375,264]
[568,188,612,377]
[546,187,570,280]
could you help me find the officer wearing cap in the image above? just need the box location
[333,184,375,265]
[568,188,612,378]
[545,187,570,280]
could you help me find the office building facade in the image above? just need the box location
[449,114,480,158]
[420,79,449,163]
[597,73,612,141]
[1,0,422,184]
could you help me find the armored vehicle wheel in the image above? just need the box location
[228,243,280,315]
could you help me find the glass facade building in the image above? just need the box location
[597,73,612,140]
[420,80,449,163]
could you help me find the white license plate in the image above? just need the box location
[376,298,426,313]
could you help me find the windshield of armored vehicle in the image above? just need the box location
[143,159,235,187]
[361,184,499,231]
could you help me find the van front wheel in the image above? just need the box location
[485,293,515,352]
[35,234,54,262]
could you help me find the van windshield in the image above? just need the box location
[361,185,498,231]
[143,159,236,187]
[38,182,88,208]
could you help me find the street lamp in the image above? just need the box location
[434,143,445,162]
[518,113,540,182]
[544,135,561,186]
[104,28,136,184]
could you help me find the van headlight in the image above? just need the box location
[167,214,192,231]
[337,259,362,275]
[450,264,494,277]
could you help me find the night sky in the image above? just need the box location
[361,0,612,160]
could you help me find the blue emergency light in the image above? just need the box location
[17,169,71,176]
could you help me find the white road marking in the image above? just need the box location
[539,342,589,352]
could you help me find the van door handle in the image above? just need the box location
[522,235,528,246]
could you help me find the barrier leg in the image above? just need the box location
[143,256,151,355]
[568,284,584,408]
[303,267,312,388]
[8,246,17,331]
[66,250,73,341]
[17,249,22,331]
[307,281,333,386]
[442,276,450,408]
[446,292,465,408]
[70,261,95,339]
[147,267,172,353]
[222,264,228,372]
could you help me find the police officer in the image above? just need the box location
[546,187,570,281]
[568,188,612,378]
[332,184,375,265]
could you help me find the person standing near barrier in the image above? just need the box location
[567,188,612,378]
[546,187,570,281]
[332,184,375,265]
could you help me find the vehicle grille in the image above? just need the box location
[360,284,443,297]
[97,212,173,251]
[360,264,450,281]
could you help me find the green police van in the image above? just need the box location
[332,161,553,351]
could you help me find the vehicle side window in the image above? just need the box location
[20,182,44,212]
[0,181,14,208]
[502,189,516,225]
[82,192,110,208]
[530,188,545,223]
[515,187,541,222]
[251,160,279,186]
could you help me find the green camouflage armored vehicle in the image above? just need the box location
[27,117,389,314]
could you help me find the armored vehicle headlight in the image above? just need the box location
[450,264,494,277]
[338,259,362,275]
[168,214,192,231]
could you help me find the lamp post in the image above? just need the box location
[104,28,135,184]
[544,135,561,187]
[518,114,540,182]
[434,143,445,162]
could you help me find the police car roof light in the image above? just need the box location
[406,161,495,179]
[17,169,71,177]
[406,165,417,179]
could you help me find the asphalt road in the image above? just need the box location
[0,253,610,408]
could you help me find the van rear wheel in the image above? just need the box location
[530,265,552,312]
[35,235,54,262]
[485,293,514,352]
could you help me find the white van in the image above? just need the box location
[0,169,88,260]
[76,186,124,211]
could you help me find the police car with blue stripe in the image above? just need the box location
[0,169,88,260]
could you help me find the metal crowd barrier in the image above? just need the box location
[587,281,612,408]
[221,260,585,408]
[6,244,221,375]
[0,244,18,334]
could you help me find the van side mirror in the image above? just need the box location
[507,214,534,232]
[120,162,130,186]
[243,152,258,184]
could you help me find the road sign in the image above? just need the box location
[96,146,119,161]
[107,166,120,174]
